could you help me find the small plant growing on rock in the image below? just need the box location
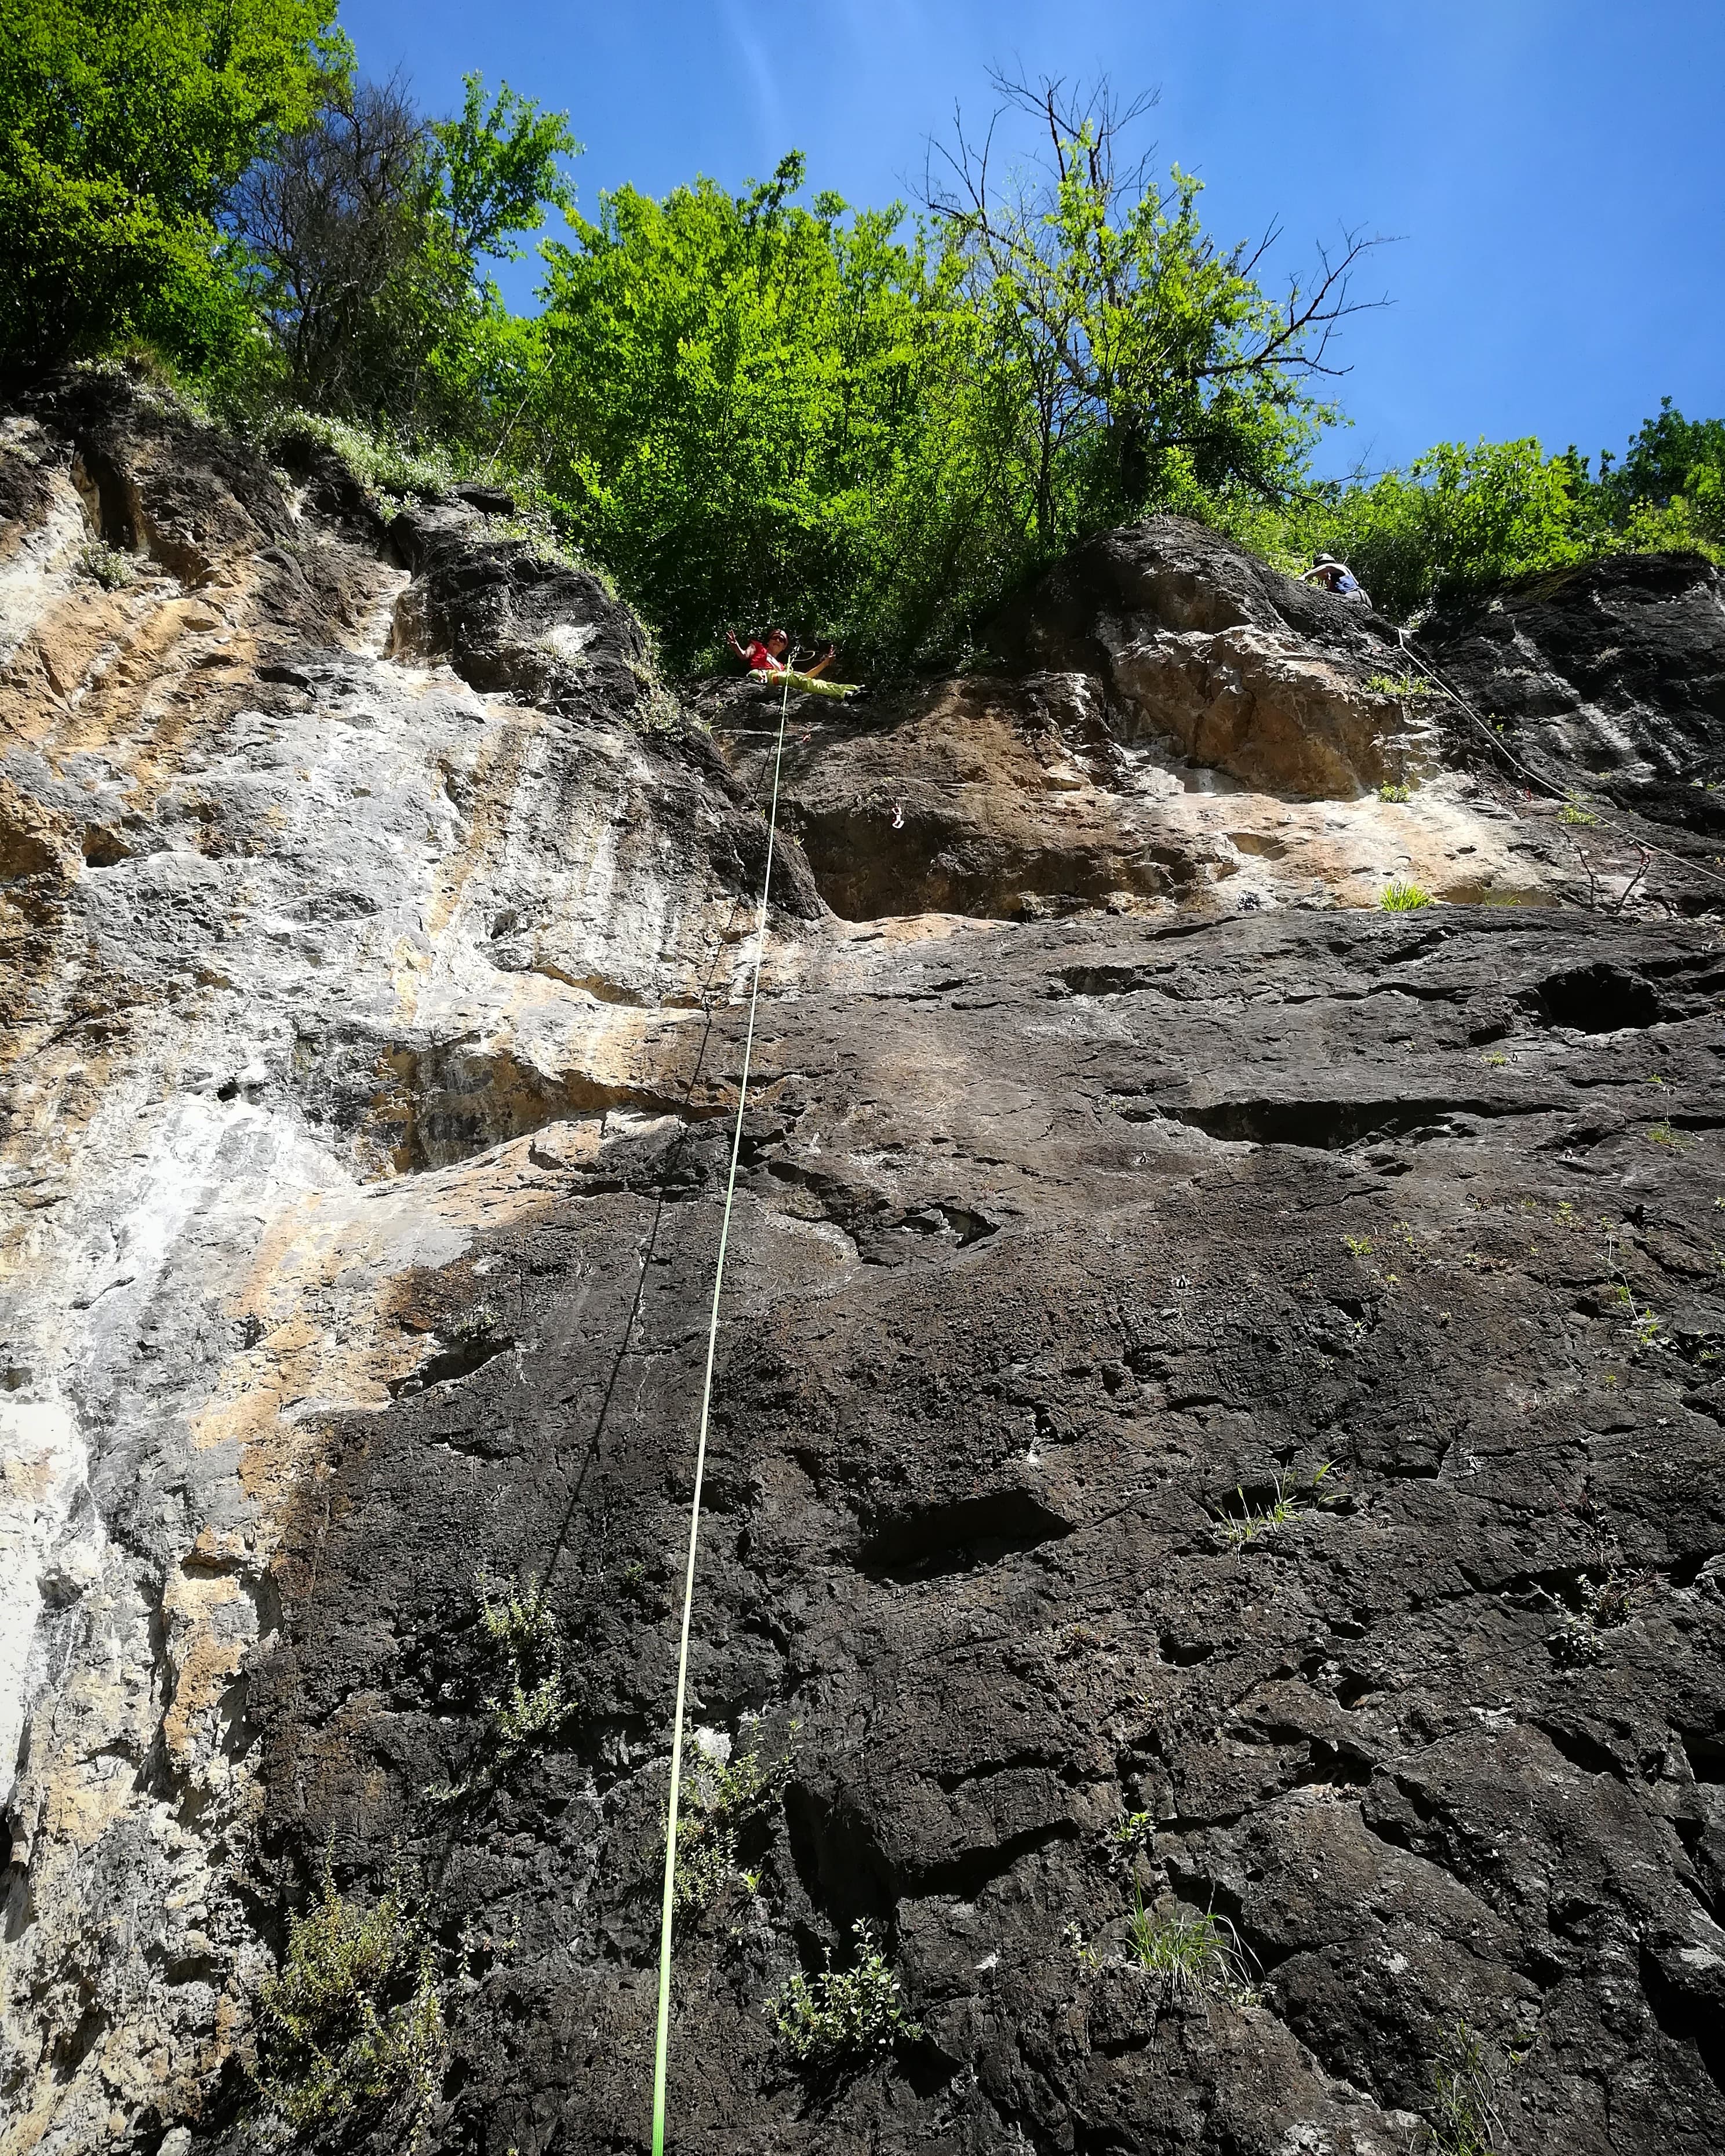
[1427,2019,1506,2155]
[1601,1225,1664,1354]
[77,539,136,589]
[1126,1895,1257,2008]
[1366,672,1435,699]
[253,1856,446,2146]
[1215,1463,1338,1550]
[1110,1809,1154,1858]
[771,1919,919,2063]
[1381,879,1433,911]
[1548,1566,1655,1666]
[475,1568,570,1765]
[1065,1919,1103,1971]
[1559,797,1598,827]
[1218,1477,1296,1547]
[672,1738,790,1917]
[1378,781,1413,803]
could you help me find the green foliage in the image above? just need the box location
[1428,2020,1505,2156]
[77,539,136,589]
[1249,402,1723,624]
[13,12,1717,672]
[529,80,1368,672]
[433,74,577,264]
[1111,1809,1155,1856]
[931,75,1344,556]
[533,152,976,672]
[1366,672,1435,698]
[253,1858,446,2144]
[1125,1895,1257,2006]
[0,0,340,381]
[672,1738,789,1917]
[475,1567,570,1764]
[1378,782,1412,803]
[1602,396,1725,545]
[772,1919,919,2063]
[1381,879,1433,911]
[252,405,465,501]
[1215,1463,1337,1549]
[231,70,576,424]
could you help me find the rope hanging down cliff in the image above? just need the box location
[650,665,794,2156]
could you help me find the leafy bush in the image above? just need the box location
[1244,408,1723,625]
[253,1859,446,2144]
[772,1919,919,2063]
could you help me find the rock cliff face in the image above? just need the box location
[2,371,1723,2156]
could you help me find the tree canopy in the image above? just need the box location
[0,0,341,375]
[0,20,1716,668]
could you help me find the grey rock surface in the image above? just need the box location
[1,373,1722,2156]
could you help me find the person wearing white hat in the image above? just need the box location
[1301,553,1370,605]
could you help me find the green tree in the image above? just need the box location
[0,0,340,381]
[231,69,576,422]
[1602,396,1725,545]
[529,78,1385,673]
[927,73,1380,552]
[534,153,970,669]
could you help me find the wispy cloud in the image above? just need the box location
[719,1,791,165]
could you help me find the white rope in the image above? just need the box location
[650,667,793,2156]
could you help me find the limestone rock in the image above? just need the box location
[1,370,1722,2156]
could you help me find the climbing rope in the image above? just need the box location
[1396,628,1725,894]
[650,666,794,2156]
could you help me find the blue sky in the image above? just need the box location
[339,0,1722,479]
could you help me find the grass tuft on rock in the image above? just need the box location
[1125,1895,1258,2007]
[1429,2019,1507,2155]
[1381,878,1435,911]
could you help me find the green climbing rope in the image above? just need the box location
[650,668,794,2156]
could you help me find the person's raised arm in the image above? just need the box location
[803,644,836,680]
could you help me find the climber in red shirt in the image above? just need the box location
[726,626,836,678]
